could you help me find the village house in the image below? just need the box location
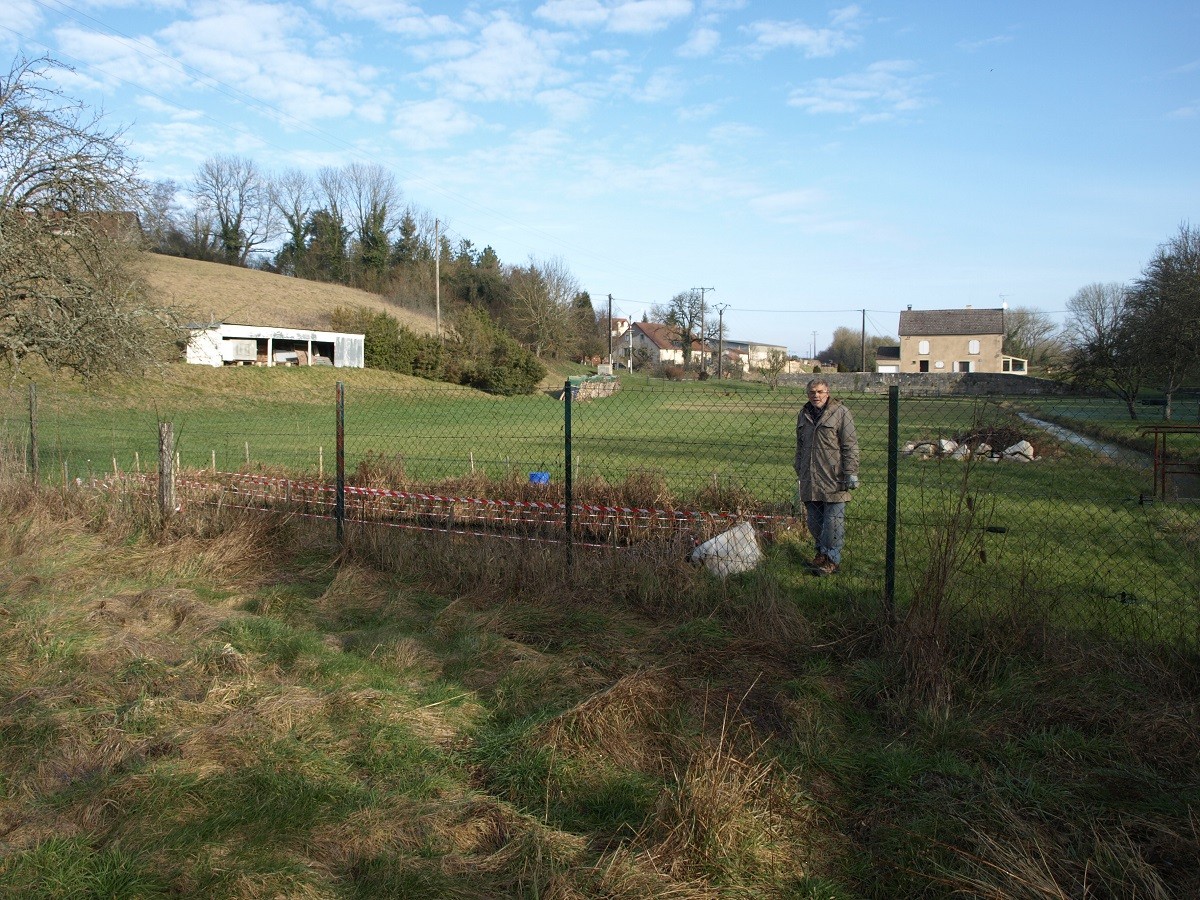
[887,307,1027,374]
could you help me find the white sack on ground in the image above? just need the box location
[689,521,763,577]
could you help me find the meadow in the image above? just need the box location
[2,364,1196,647]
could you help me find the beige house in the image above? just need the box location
[896,307,1026,374]
[624,321,705,368]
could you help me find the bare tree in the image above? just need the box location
[344,162,400,241]
[1,54,177,379]
[1002,306,1064,371]
[190,154,278,265]
[269,168,314,275]
[1127,223,1200,420]
[1064,282,1146,419]
[507,256,580,358]
[651,290,706,369]
[757,348,788,389]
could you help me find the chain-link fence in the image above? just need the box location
[3,375,1197,647]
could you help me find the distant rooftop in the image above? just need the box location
[899,308,1004,336]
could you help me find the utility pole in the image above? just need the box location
[715,303,730,379]
[860,308,867,373]
[811,330,817,362]
[607,293,613,365]
[692,286,714,372]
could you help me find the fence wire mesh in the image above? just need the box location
[2,375,1197,647]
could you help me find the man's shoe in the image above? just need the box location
[808,553,829,570]
[814,557,840,577]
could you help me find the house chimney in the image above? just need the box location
[906,304,912,310]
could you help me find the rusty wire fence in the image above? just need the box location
[2,375,1197,648]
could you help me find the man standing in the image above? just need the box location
[794,377,859,576]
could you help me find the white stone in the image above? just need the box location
[1003,439,1034,460]
[950,443,971,460]
[690,521,763,577]
[938,439,959,454]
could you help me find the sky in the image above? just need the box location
[3,1,1198,356]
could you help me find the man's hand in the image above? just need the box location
[845,474,859,490]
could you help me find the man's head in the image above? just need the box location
[806,377,830,409]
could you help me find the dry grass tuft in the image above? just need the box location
[638,707,807,885]
[934,806,1192,900]
[539,670,679,775]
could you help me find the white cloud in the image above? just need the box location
[750,188,855,231]
[708,121,762,143]
[0,0,41,40]
[678,27,719,58]
[634,67,685,103]
[128,1,388,122]
[52,27,192,93]
[957,34,1014,53]
[536,87,594,121]
[312,0,460,37]
[744,18,860,57]
[536,0,609,29]
[418,16,567,102]
[677,101,719,121]
[787,60,929,121]
[391,98,480,149]
[1168,103,1197,119]
[742,7,863,58]
[535,0,693,35]
[609,0,694,35]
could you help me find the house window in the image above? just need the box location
[918,340,930,354]
[968,339,980,354]
[919,360,929,372]
[934,360,945,369]
[958,361,972,373]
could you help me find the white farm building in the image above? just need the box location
[186,322,365,369]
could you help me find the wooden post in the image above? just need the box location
[28,383,38,485]
[211,449,216,473]
[159,423,176,521]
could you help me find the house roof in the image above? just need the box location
[898,308,1004,336]
[876,345,900,360]
[634,321,704,351]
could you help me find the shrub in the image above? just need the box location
[330,306,446,379]
[448,307,546,396]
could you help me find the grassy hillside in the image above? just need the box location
[141,253,439,335]
[1,460,1198,898]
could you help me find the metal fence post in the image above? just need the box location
[884,385,898,622]
[158,422,175,521]
[564,379,574,564]
[336,381,345,544]
[28,383,39,486]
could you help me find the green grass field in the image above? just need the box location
[2,365,1197,645]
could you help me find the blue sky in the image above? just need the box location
[3,1,1198,355]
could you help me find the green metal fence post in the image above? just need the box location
[336,380,345,545]
[28,382,39,486]
[564,379,574,565]
[884,385,898,623]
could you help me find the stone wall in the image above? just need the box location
[774,371,1074,397]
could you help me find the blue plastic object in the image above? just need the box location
[529,471,550,485]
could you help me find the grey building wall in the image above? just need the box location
[775,372,1074,397]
